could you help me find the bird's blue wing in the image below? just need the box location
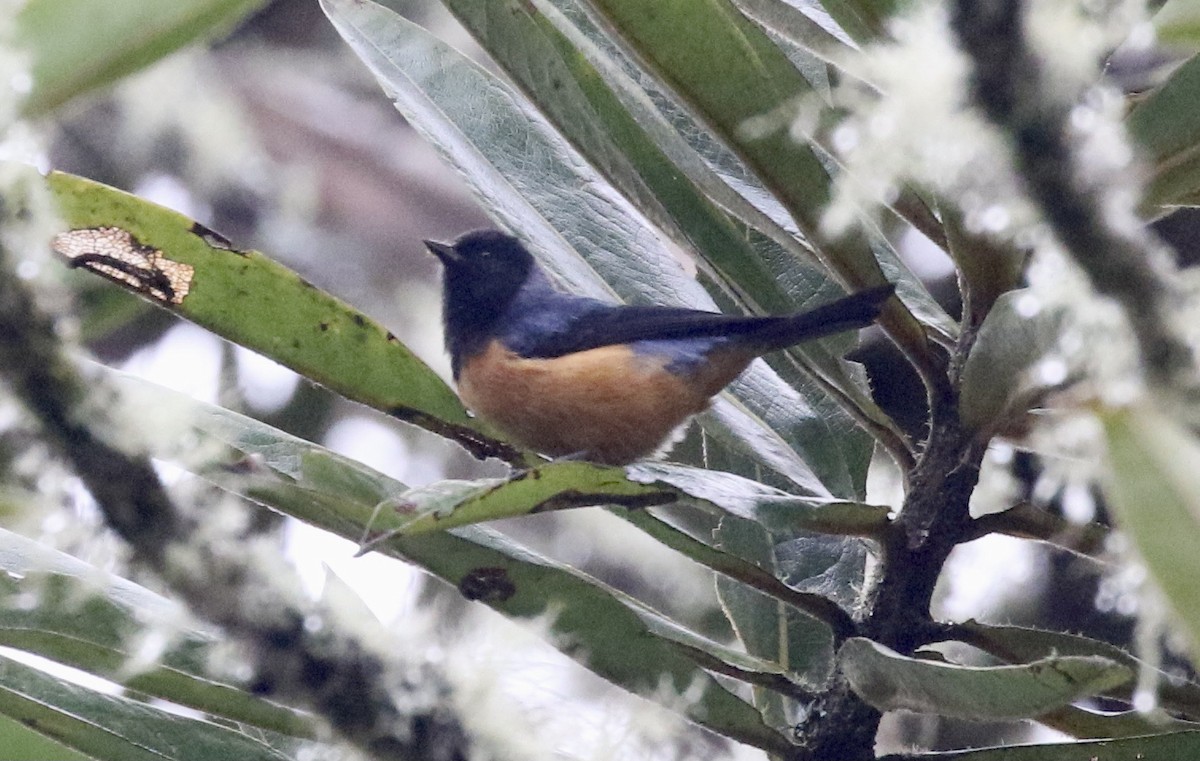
[505,284,893,360]
[505,303,758,359]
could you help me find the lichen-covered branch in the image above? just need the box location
[949,0,1197,397]
[0,224,484,761]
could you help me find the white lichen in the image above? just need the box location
[1025,242,1144,405]
[819,3,1038,240]
[1026,0,1151,95]
[441,603,725,761]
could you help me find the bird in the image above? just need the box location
[425,229,894,466]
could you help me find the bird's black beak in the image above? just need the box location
[424,239,459,265]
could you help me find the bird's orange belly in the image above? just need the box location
[457,341,750,465]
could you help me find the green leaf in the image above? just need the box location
[733,0,855,72]
[691,454,886,725]
[954,620,1200,718]
[614,508,855,638]
[959,289,1062,431]
[0,527,314,738]
[714,516,838,729]
[1155,0,1200,54]
[367,462,675,536]
[521,0,831,257]
[1101,403,1200,655]
[1129,53,1200,215]
[839,637,1133,720]
[629,462,892,536]
[109,370,797,755]
[41,168,518,463]
[361,457,875,637]
[0,713,88,761]
[1040,704,1200,739]
[877,731,1200,760]
[0,653,296,761]
[520,0,878,332]
[15,0,268,117]
[814,0,892,43]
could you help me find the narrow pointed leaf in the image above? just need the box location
[0,527,313,738]
[1129,53,1200,215]
[959,289,1062,431]
[1101,404,1200,654]
[715,516,838,729]
[373,463,675,536]
[0,653,296,761]
[15,0,268,117]
[629,461,891,534]
[877,731,1200,760]
[526,0,849,285]
[840,637,1132,719]
[1039,704,1200,739]
[42,168,519,463]
[954,620,1200,718]
[1156,0,1200,53]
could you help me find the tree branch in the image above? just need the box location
[949,0,1197,399]
[968,501,1109,557]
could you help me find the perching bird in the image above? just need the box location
[426,229,893,465]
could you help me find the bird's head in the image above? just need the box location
[426,229,539,373]
[426,229,535,318]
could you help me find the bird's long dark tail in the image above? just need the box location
[751,283,895,352]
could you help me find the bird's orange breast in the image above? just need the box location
[457,340,753,465]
